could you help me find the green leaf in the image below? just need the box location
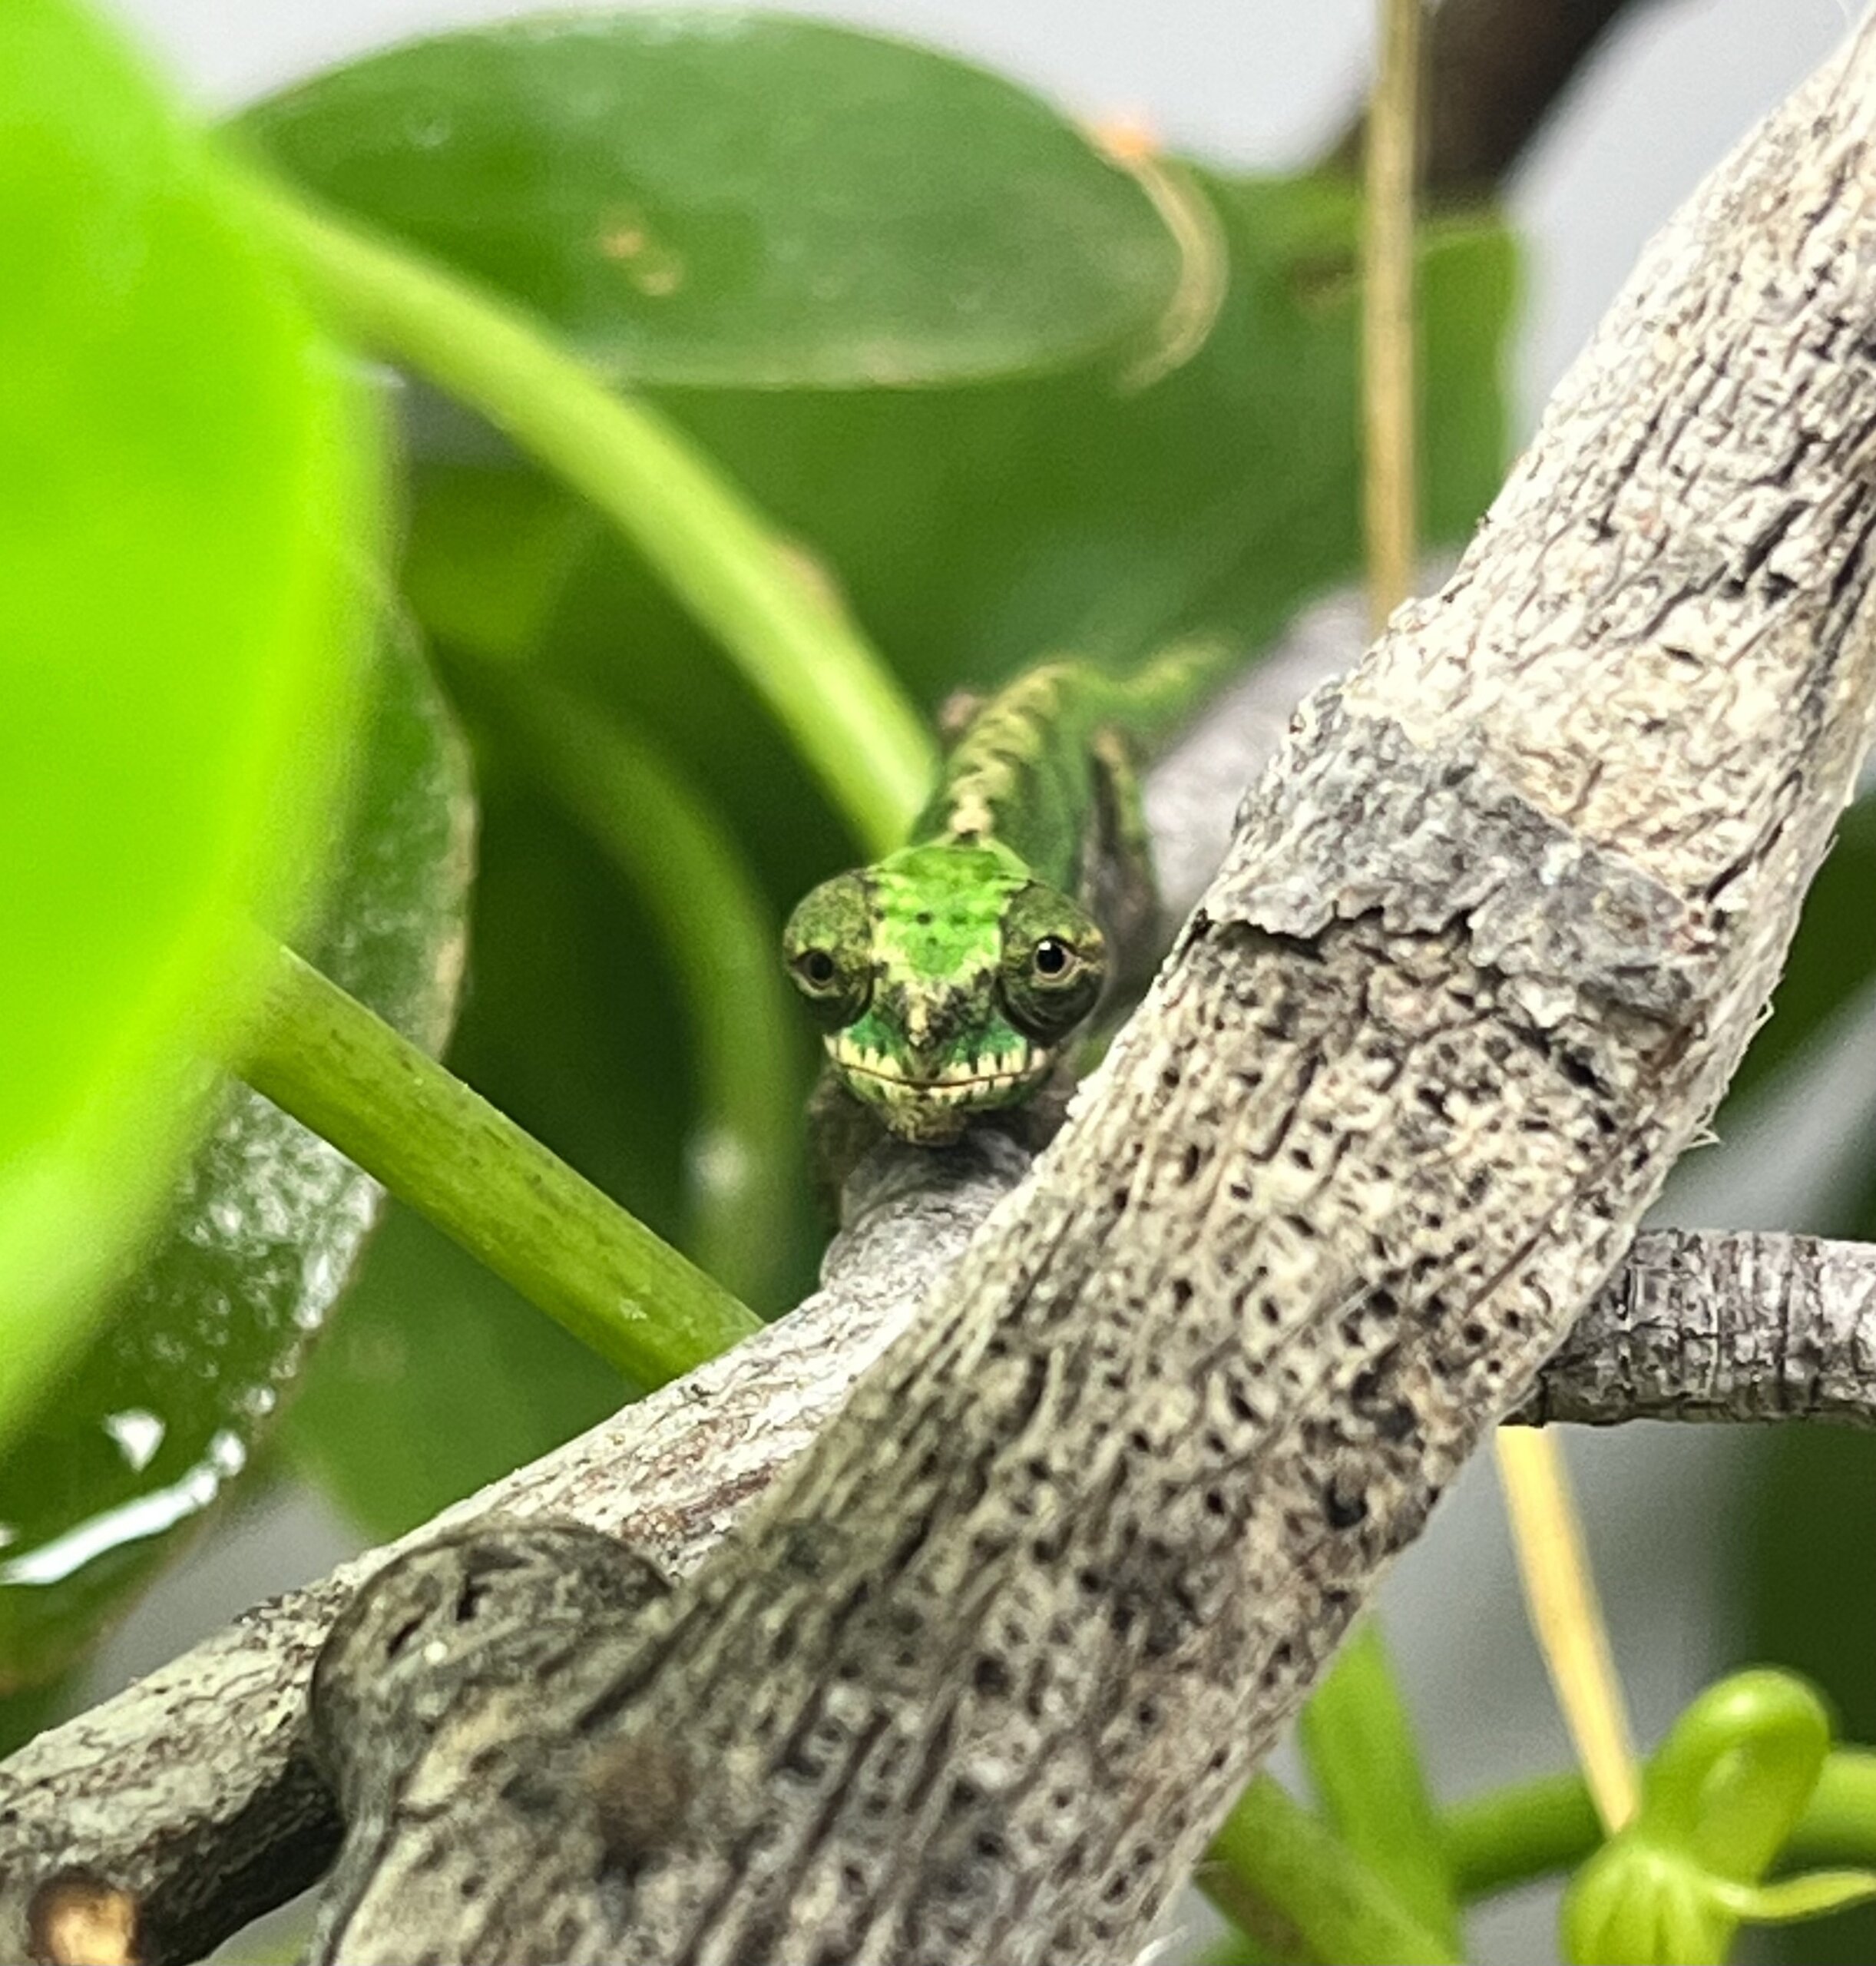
[1299,1622,1461,1958]
[238,12,1184,389]
[1741,1427,1876,1965]
[0,0,379,1443]
[0,630,471,1706]
[438,167,1513,899]
[283,1202,625,1542]
[543,169,1511,719]
[1734,798,1876,1964]
[1562,1671,1852,1966]
[282,738,819,1541]
[1706,1869,1876,1925]
[465,678,804,1308]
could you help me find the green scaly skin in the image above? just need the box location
[783,642,1234,1147]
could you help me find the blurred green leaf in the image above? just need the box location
[1743,1431,1876,1966]
[402,458,597,663]
[280,657,822,1541]
[0,630,471,1710]
[1734,796,1876,1966]
[1562,1671,1869,1966]
[280,755,710,1541]
[471,678,804,1306]
[0,0,379,1442]
[480,169,1514,892]
[283,1201,625,1542]
[239,12,1184,389]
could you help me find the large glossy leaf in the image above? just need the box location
[0,631,471,1707]
[630,173,1516,711]
[0,0,378,1442]
[492,170,1515,899]
[238,12,1184,389]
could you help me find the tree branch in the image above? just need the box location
[10,10,1876,1953]
[294,15,1876,1959]
[0,571,1358,1964]
[1519,1230,1876,1428]
[10,1181,1876,1956]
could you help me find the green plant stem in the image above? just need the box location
[1440,1750,1876,1902]
[238,936,760,1385]
[1200,1773,1462,1966]
[1441,1769,1603,1900]
[1300,1621,1464,1954]
[1795,1751,1876,1863]
[239,172,935,858]
[483,674,802,1309]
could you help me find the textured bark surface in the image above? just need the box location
[304,1522,673,1964]
[0,569,1365,1966]
[1520,1229,1876,1428]
[301,18,1876,1962]
[0,1134,1026,1962]
[10,1204,1871,1962]
[9,14,1876,1961]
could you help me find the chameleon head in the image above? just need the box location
[782,842,1107,1144]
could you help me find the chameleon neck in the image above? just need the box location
[911,640,1234,891]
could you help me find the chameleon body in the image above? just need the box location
[783,644,1231,1147]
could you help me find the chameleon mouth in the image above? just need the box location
[827,1033,1050,1114]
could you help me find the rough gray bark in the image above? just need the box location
[0,573,1365,1966]
[9,15,1876,1961]
[12,1203,1868,1960]
[303,16,1876,1963]
[1520,1228,1876,1428]
[0,1137,1024,1964]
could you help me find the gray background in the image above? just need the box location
[86,2,1876,1959]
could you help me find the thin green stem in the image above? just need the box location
[1439,1750,1876,1903]
[1300,1621,1464,1954]
[1794,1751,1876,1864]
[1441,1769,1603,1900]
[238,172,935,858]
[483,674,802,1309]
[239,935,760,1385]
[1200,1772,1463,1966]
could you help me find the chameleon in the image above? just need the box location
[782,642,1235,1150]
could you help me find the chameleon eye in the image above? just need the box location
[998,884,1105,1042]
[1032,937,1074,980]
[797,948,839,989]
[781,872,875,1029]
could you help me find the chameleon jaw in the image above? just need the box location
[826,1032,1051,1142]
